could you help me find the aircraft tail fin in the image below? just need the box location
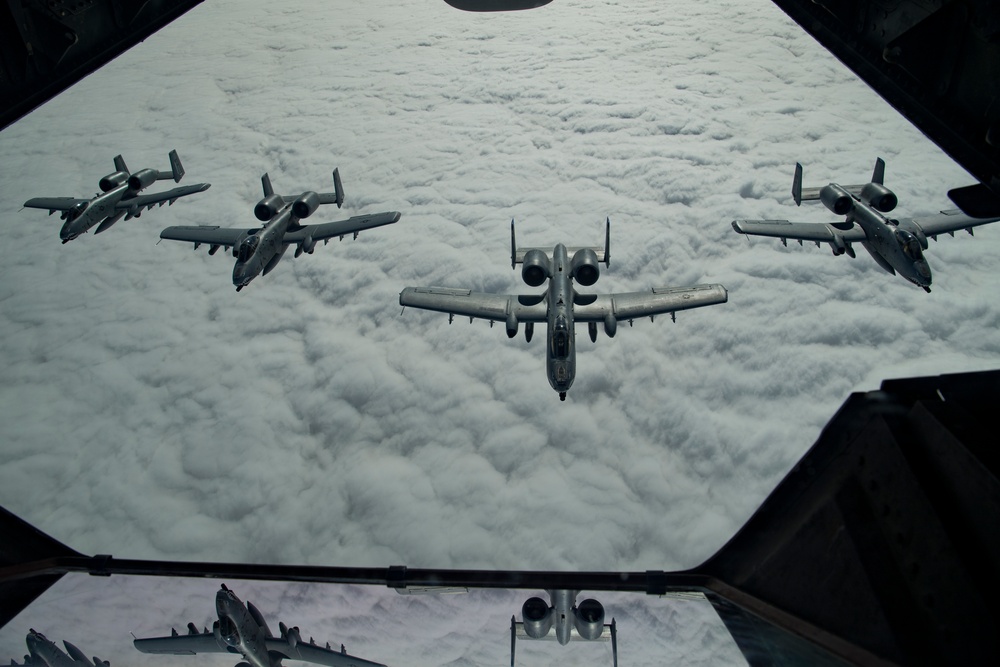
[168,149,185,182]
[114,154,129,174]
[261,173,274,197]
[603,216,610,267]
[510,219,517,269]
[871,157,886,185]
[794,158,889,205]
[316,167,344,208]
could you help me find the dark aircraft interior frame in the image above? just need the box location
[1,1,999,665]
[3,369,998,666]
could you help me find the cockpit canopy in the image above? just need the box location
[218,616,240,647]
[550,315,571,359]
[897,229,923,261]
[237,234,259,263]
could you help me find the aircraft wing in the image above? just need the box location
[133,630,225,655]
[283,211,401,244]
[731,219,869,244]
[266,638,387,667]
[116,183,211,212]
[23,197,89,211]
[573,284,728,322]
[903,209,1000,238]
[400,287,549,323]
[160,225,254,249]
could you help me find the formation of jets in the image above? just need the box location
[19,150,1000,403]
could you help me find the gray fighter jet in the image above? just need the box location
[399,220,728,400]
[159,169,400,291]
[510,590,617,667]
[23,150,210,243]
[9,629,109,667]
[731,158,1000,292]
[133,584,386,667]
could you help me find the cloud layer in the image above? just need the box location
[1,0,999,663]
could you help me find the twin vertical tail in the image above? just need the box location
[509,217,611,268]
[792,157,887,207]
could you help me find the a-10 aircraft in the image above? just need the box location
[22,150,210,243]
[400,220,728,400]
[133,584,386,667]
[510,590,617,666]
[8,629,109,667]
[731,158,1000,292]
[159,168,400,291]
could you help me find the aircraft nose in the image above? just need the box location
[916,261,932,281]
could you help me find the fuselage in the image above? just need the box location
[215,586,272,667]
[59,187,131,242]
[23,630,79,667]
[233,206,298,290]
[545,244,576,399]
[849,198,932,288]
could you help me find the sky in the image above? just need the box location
[1,0,998,664]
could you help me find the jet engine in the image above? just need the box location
[570,248,600,286]
[819,184,853,216]
[521,249,550,287]
[506,313,518,338]
[127,168,158,191]
[254,194,284,221]
[98,171,128,192]
[521,597,553,639]
[573,598,605,640]
[292,191,320,219]
[860,182,898,212]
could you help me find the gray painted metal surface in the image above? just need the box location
[400,220,727,400]
[22,150,210,243]
[732,158,1000,292]
[134,584,386,667]
[159,168,400,291]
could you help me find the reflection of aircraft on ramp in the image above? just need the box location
[22,150,210,243]
[731,158,1000,292]
[510,590,617,666]
[9,629,109,667]
[400,220,727,400]
[160,168,400,291]
[133,584,386,667]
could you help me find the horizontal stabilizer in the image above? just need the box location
[793,158,887,204]
[511,218,610,267]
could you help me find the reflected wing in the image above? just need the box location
[160,225,253,251]
[284,211,401,244]
[266,639,387,667]
[400,287,548,323]
[731,219,868,244]
[134,631,225,655]
[573,284,728,322]
[905,210,1000,238]
[23,197,88,211]
[116,183,211,212]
